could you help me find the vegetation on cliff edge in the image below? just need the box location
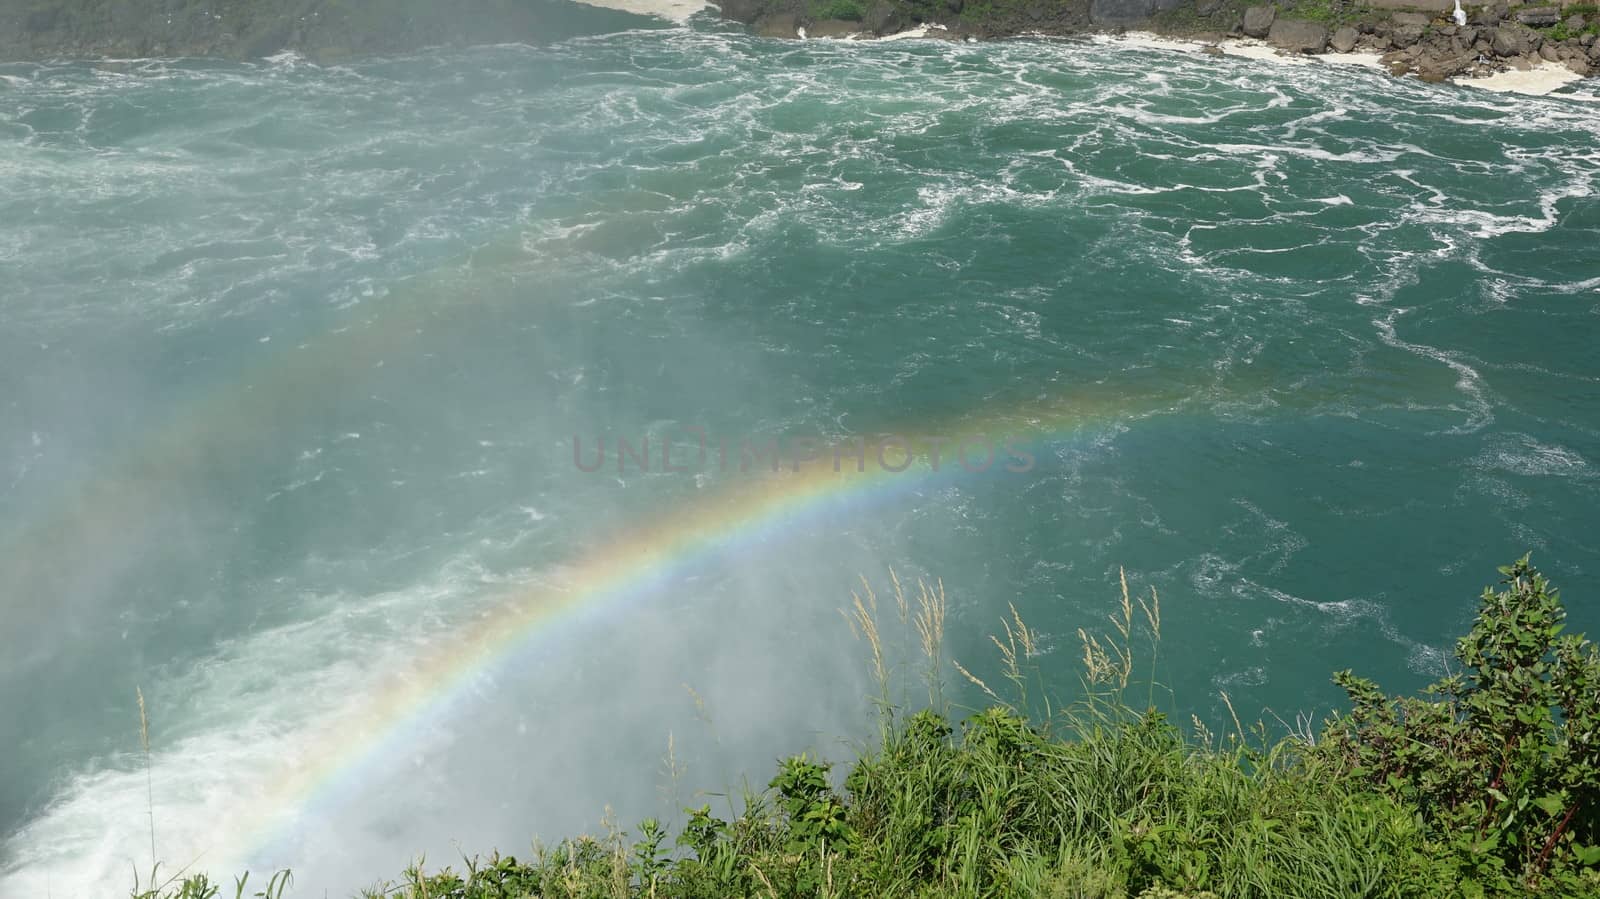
[134,558,1600,898]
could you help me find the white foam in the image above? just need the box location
[1108,32,1386,70]
[567,0,709,24]
[1464,62,1585,96]
[874,24,948,41]
[1473,435,1592,478]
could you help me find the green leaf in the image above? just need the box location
[1532,795,1566,817]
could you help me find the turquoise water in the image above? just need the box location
[3,11,1600,895]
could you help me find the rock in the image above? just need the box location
[1567,56,1592,75]
[1475,3,1507,25]
[1591,39,1600,59]
[1330,25,1360,52]
[1243,5,1277,37]
[1515,6,1562,24]
[1416,48,1475,79]
[1197,0,1223,15]
[1267,19,1329,52]
[862,0,908,35]
[1491,25,1534,55]
[1391,12,1431,26]
[806,18,859,37]
[1539,40,1561,59]
[1565,15,1586,30]
[718,0,768,23]
[1392,24,1427,47]
[1458,25,1478,45]
[1202,43,1226,55]
[1092,0,1186,26]
[755,13,800,37]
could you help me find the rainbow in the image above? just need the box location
[0,229,1198,874]
[223,385,1182,866]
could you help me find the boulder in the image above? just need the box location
[1268,19,1329,52]
[1515,6,1562,24]
[862,0,909,34]
[1567,56,1592,75]
[806,18,859,37]
[1391,24,1427,47]
[1421,47,1475,77]
[718,0,767,23]
[1330,25,1360,51]
[1391,12,1431,26]
[1565,14,1587,30]
[1197,0,1223,15]
[756,12,800,36]
[1475,3,1508,25]
[1243,4,1277,37]
[1539,40,1561,59]
[1491,25,1534,55]
[1591,39,1600,59]
[1091,0,1186,26]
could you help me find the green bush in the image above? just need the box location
[808,0,867,21]
[1319,557,1600,895]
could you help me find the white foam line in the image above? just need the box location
[1106,31,1385,70]
[566,0,709,24]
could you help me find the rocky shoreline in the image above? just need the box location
[0,0,1595,88]
[717,0,1600,84]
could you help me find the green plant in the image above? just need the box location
[808,0,866,21]
[1290,0,1354,26]
[1319,556,1600,893]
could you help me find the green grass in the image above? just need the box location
[1544,20,1600,42]
[136,560,1600,898]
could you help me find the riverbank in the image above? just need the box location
[1106,30,1587,95]
[2,0,1595,93]
[718,0,1600,90]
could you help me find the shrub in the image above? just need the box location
[809,0,866,21]
[1319,556,1600,894]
